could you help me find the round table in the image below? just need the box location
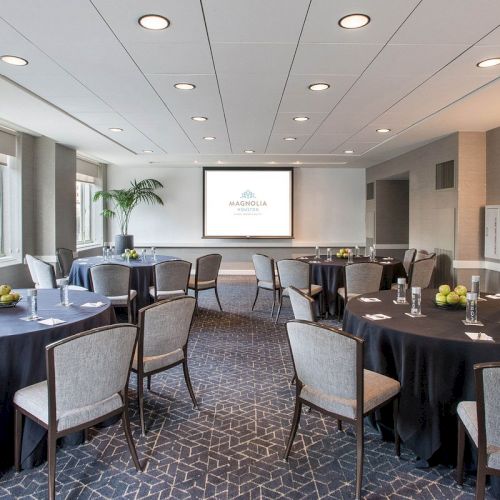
[68,255,178,308]
[299,256,406,316]
[343,288,500,464]
[0,289,113,470]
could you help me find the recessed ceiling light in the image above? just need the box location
[138,14,170,30]
[270,161,276,164]
[109,127,123,132]
[203,136,215,141]
[194,160,199,164]
[191,116,208,122]
[244,150,255,154]
[344,150,354,154]
[143,149,154,153]
[477,58,500,68]
[284,137,296,141]
[293,116,309,122]
[338,14,370,29]
[1,55,28,66]
[294,161,301,164]
[174,83,196,90]
[376,128,391,133]
[308,83,330,91]
[217,160,223,164]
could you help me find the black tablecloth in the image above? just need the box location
[68,255,178,308]
[300,256,406,316]
[0,289,113,470]
[343,288,500,464]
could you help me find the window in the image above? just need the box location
[76,180,95,245]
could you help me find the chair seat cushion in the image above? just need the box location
[149,286,186,300]
[133,348,184,374]
[337,287,360,301]
[258,277,280,290]
[188,278,216,290]
[283,284,322,297]
[300,369,400,419]
[108,289,137,306]
[14,381,123,432]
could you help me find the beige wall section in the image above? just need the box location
[456,132,486,260]
[367,133,458,257]
[55,144,76,251]
[486,126,500,206]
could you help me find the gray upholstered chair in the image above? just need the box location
[56,248,74,278]
[133,296,197,435]
[391,248,417,290]
[457,362,500,500]
[338,262,383,312]
[25,254,39,287]
[150,260,191,302]
[13,324,142,500]
[90,264,137,322]
[275,259,323,324]
[415,249,436,261]
[188,254,223,311]
[284,320,400,499]
[32,257,86,291]
[409,255,436,288]
[251,254,280,317]
[288,286,316,322]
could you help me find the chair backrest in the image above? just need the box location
[345,262,383,296]
[56,248,74,277]
[25,254,39,286]
[252,254,275,283]
[409,256,436,288]
[46,324,138,420]
[195,254,222,283]
[277,260,310,291]
[287,320,363,416]
[138,296,196,360]
[402,248,417,276]
[154,260,191,293]
[33,258,57,289]
[474,363,500,457]
[90,264,131,296]
[288,286,316,322]
[415,249,435,261]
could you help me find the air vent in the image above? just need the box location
[366,182,374,200]
[436,160,455,190]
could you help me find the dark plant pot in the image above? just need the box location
[115,234,134,255]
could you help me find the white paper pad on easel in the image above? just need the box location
[465,332,493,341]
[81,302,106,308]
[38,318,65,326]
[363,313,391,321]
[359,297,381,303]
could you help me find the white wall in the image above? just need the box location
[106,166,366,246]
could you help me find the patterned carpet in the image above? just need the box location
[0,277,484,499]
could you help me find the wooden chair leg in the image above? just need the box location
[271,288,276,318]
[84,428,89,443]
[476,450,487,500]
[14,408,22,472]
[147,375,151,391]
[393,398,401,457]
[47,429,57,500]
[182,359,198,409]
[194,289,199,314]
[214,286,223,311]
[283,399,302,461]
[137,371,145,436]
[337,419,343,432]
[274,293,283,324]
[122,408,143,472]
[456,419,465,485]
[251,286,260,311]
[290,374,296,386]
[355,420,364,500]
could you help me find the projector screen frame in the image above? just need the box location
[202,166,294,239]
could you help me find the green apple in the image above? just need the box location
[0,284,12,296]
[460,295,467,306]
[336,252,342,258]
[435,293,447,305]
[0,293,14,303]
[438,284,451,296]
[454,285,467,296]
[10,291,20,301]
[446,292,460,305]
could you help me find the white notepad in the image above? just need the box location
[359,297,382,303]
[38,318,65,326]
[465,332,493,341]
[81,302,106,308]
[363,313,391,321]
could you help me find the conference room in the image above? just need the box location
[1,1,500,499]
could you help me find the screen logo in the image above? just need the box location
[228,189,267,215]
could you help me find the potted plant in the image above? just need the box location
[93,178,164,254]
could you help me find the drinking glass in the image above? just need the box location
[151,246,157,262]
[369,246,375,262]
[466,292,478,324]
[102,246,108,260]
[471,275,480,295]
[124,248,130,263]
[396,277,407,304]
[347,249,354,264]
[411,286,422,315]
[141,248,147,261]
[326,248,332,261]
[60,282,70,306]
[314,246,320,260]
[355,245,360,258]
[27,288,38,320]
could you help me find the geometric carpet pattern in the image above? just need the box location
[0,277,483,499]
